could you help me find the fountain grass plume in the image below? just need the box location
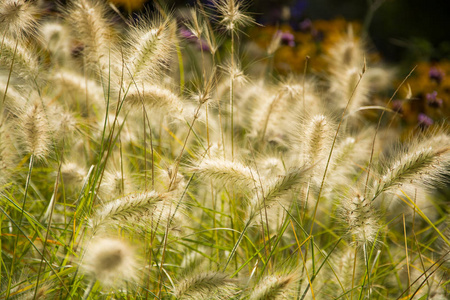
[98,161,134,201]
[125,12,175,81]
[123,83,184,117]
[0,79,26,110]
[192,157,257,190]
[38,22,71,65]
[339,192,380,244]
[210,0,254,33]
[15,99,51,160]
[65,0,116,77]
[327,26,364,72]
[374,129,450,200]
[248,274,296,300]
[0,37,39,80]
[82,237,137,288]
[0,115,15,187]
[248,166,310,222]
[60,161,87,187]
[51,70,104,110]
[0,0,39,39]
[91,190,170,230]
[292,114,335,170]
[175,271,237,299]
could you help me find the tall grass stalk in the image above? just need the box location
[309,63,365,236]
[7,154,34,299]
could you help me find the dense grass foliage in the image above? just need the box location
[0,0,449,299]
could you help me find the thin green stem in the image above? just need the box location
[33,156,63,299]
[2,39,18,108]
[7,154,34,299]
[82,278,96,300]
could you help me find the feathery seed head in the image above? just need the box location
[298,114,334,166]
[208,142,225,158]
[339,192,379,244]
[48,106,79,142]
[190,68,217,105]
[0,0,38,39]
[124,83,184,117]
[0,37,39,80]
[267,30,282,55]
[249,274,296,300]
[365,66,395,91]
[193,157,257,190]
[82,237,137,287]
[175,271,237,299]
[327,27,364,71]
[98,165,134,202]
[0,80,26,112]
[66,0,116,76]
[258,156,284,178]
[126,13,175,80]
[92,190,169,230]
[248,166,309,222]
[60,162,87,187]
[224,61,248,85]
[184,8,205,40]
[329,66,369,114]
[328,133,371,181]
[16,100,51,160]
[211,0,254,33]
[39,22,71,63]
[375,132,450,199]
[279,76,323,117]
[160,167,186,193]
[52,70,104,110]
[0,117,15,187]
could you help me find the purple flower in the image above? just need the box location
[299,19,312,32]
[179,28,196,40]
[426,91,443,108]
[429,67,445,84]
[278,31,295,47]
[179,28,210,52]
[392,100,403,114]
[418,113,433,128]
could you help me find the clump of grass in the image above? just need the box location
[1,1,450,299]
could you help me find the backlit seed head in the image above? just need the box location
[82,237,137,287]
[0,0,39,39]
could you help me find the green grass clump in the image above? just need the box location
[1,0,449,299]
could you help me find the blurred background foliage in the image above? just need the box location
[48,0,450,132]
[105,0,450,62]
